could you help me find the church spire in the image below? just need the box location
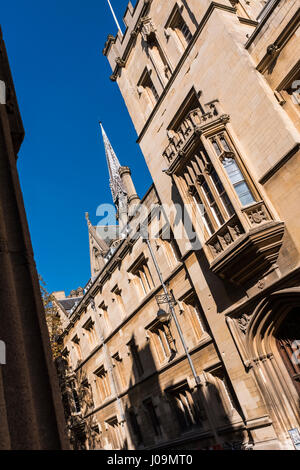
[99,122,127,204]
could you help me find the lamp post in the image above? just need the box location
[145,239,200,385]
[145,237,221,446]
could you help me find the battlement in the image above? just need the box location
[103,0,152,79]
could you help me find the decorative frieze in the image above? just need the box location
[206,214,244,257]
[242,201,271,227]
[163,101,228,171]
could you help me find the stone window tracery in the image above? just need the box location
[209,133,255,207]
[178,146,236,238]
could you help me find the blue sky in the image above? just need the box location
[1,0,152,295]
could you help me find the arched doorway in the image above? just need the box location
[243,288,300,448]
[275,307,300,397]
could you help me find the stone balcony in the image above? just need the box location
[206,201,285,286]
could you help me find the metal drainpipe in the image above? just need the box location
[145,237,221,446]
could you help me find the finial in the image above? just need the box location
[85,212,92,227]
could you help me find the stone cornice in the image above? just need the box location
[259,143,300,185]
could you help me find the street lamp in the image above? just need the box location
[145,236,221,446]
[145,237,201,386]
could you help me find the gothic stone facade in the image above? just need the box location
[55,0,300,451]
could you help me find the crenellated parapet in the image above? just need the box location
[103,0,153,81]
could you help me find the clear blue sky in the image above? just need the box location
[1,0,152,295]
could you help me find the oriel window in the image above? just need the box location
[180,145,235,238]
[210,134,255,206]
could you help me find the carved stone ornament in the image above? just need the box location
[267,43,279,56]
[139,17,156,41]
[115,57,126,68]
[237,313,251,334]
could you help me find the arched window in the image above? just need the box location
[275,308,300,397]
[210,133,255,206]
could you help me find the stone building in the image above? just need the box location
[0,27,68,449]
[55,0,300,450]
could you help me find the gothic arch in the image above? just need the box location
[245,288,300,443]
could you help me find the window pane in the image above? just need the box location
[202,182,224,226]
[212,140,222,155]
[211,204,225,226]
[194,196,214,235]
[223,158,254,206]
[210,169,235,217]
[234,181,255,206]
[223,158,243,184]
[221,193,235,217]
[210,169,224,194]
[202,182,214,204]
[220,136,231,151]
[181,23,192,43]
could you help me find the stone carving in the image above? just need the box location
[267,43,279,56]
[257,279,265,290]
[237,314,251,334]
[163,103,225,165]
[138,17,156,41]
[115,57,125,68]
[207,216,244,257]
[243,202,269,225]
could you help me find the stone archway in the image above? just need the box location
[244,288,300,447]
[275,307,300,397]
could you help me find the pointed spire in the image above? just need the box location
[99,122,127,204]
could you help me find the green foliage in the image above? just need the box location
[39,274,63,360]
